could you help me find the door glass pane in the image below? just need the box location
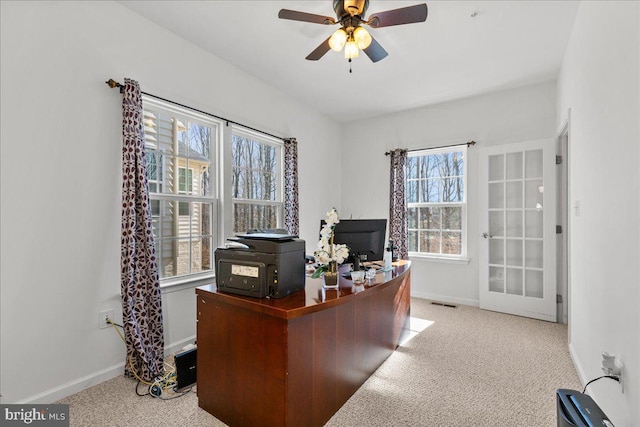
[506,152,523,180]
[525,240,543,268]
[506,268,523,295]
[489,183,504,209]
[489,239,504,265]
[506,239,523,266]
[525,270,543,298]
[489,266,504,293]
[525,210,543,238]
[506,211,523,237]
[489,154,504,181]
[506,181,523,209]
[489,211,504,237]
[525,179,544,209]
[525,149,543,179]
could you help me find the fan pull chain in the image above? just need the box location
[349,58,352,74]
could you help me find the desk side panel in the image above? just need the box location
[197,292,286,427]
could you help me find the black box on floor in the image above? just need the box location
[175,347,197,391]
[556,388,613,427]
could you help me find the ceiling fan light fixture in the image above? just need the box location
[329,28,348,51]
[344,39,359,59]
[279,1,428,64]
[353,26,372,49]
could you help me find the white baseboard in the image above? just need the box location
[410,291,479,308]
[17,335,197,404]
[568,342,587,386]
[17,362,125,404]
[165,335,197,356]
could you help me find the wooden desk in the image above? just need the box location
[196,261,411,427]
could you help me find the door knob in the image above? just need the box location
[482,232,491,239]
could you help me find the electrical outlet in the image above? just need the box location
[99,309,114,329]
[601,352,624,393]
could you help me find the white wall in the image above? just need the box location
[0,1,341,403]
[557,2,639,425]
[341,81,557,305]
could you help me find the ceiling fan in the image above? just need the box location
[278,0,428,63]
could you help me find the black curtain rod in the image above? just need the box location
[106,79,286,142]
[385,140,476,156]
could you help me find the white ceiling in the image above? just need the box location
[119,1,579,123]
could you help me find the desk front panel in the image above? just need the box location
[196,262,411,427]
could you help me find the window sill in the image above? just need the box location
[160,273,215,294]
[408,254,471,265]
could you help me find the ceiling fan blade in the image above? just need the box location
[363,36,388,63]
[306,37,332,61]
[367,4,428,28]
[278,9,336,25]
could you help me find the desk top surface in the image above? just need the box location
[197,260,410,320]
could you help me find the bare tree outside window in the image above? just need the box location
[407,148,466,256]
[232,133,282,233]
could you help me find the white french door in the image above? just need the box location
[478,139,557,322]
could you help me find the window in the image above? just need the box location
[143,97,219,282]
[231,129,283,233]
[407,147,467,257]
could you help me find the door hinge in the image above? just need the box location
[557,294,563,304]
[556,225,563,234]
[556,155,563,165]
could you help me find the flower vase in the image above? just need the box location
[322,261,339,289]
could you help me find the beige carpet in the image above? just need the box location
[58,298,581,426]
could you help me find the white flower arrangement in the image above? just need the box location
[312,208,349,278]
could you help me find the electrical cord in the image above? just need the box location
[582,375,620,394]
[106,317,192,400]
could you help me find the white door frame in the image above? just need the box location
[557,121,570,324]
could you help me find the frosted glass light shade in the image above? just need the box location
[329,29,347,52]
[344,40,359,58]
[353,26,372,49]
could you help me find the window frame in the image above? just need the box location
[142,96,222,287]
[407,146,468,261]
[229,126,284,234]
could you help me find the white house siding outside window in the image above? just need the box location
[407,146,467,258]
[143,96,219,282]
[231,128,283,233]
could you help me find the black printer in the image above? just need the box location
[214,233,306,299]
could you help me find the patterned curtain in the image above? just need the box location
[283,138,299,235]
[120,78,164,381]
[389,149,408,259]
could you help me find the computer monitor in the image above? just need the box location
[321,219,387,266]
